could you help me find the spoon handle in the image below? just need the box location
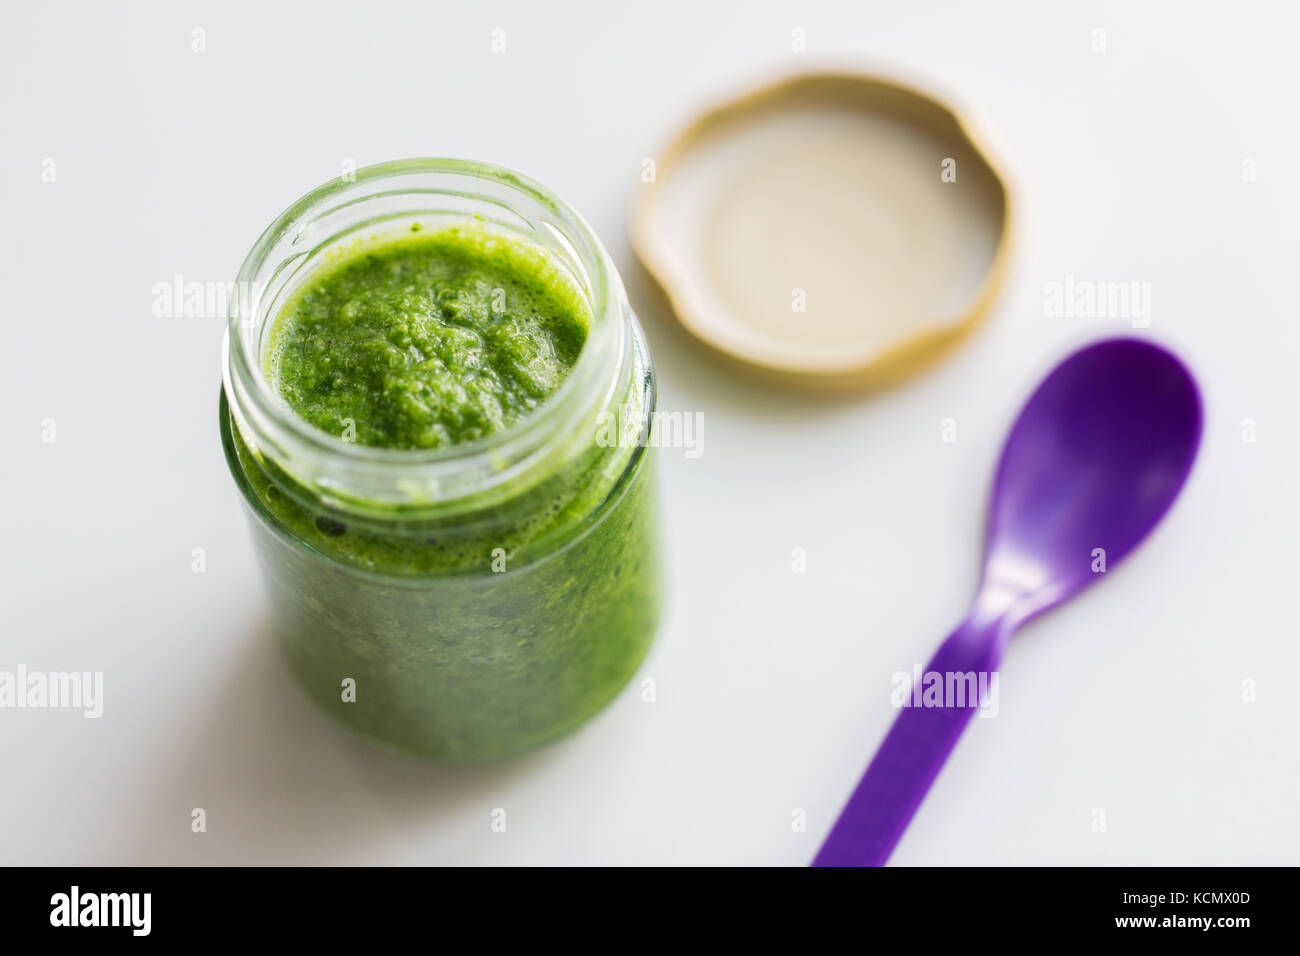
[812,619,1006,867]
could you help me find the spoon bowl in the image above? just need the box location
[981,338,1204,625]
[813,337,1203,866]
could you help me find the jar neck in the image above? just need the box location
[222,159,632,523]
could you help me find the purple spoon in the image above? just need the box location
[812,337,1203,867]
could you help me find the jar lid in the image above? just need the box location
[630,71,1014,387]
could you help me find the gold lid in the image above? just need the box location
[630,70,1014,388]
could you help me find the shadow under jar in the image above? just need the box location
[220,159,662,761]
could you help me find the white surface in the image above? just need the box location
[2,0,1298,866]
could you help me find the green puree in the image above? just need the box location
[223,221,661,761]
[268,223,589,450]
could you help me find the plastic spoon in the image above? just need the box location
[812,337,1203,867]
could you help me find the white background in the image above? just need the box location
[2,1,1297,865]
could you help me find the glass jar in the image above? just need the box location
[220,159,662,761]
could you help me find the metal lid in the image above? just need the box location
[630,70,1014,387]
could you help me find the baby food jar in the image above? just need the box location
[220,159,662,761]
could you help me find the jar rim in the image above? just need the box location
[222,157,628,508]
